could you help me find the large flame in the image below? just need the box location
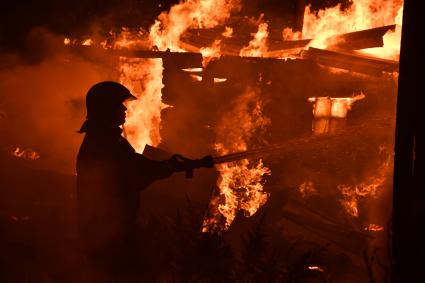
[360,5,403,60]
[202,87,271,232]
[120,58,167,153]
[149,0,240,52]
[119,0,241,152]
[302,0,403,60]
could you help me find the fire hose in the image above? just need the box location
[172,134,322,178]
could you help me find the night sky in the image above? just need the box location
[0,0,173,52]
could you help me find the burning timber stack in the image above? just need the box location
[60,20,398,263]
[157,46,396,243]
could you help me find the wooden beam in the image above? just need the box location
[302,47,399,75]
[67,45,203,67]
[326,25,396,50]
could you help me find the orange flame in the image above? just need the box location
[120,58,169,153]
[282,27,302,41]
[82,39,94,46]
[240,22,269,57]
[118,1,241,152]
[116,0,241,153]
[301,0,403,60]
[214,77,227,83]
[113,27,150,50]
[203,87,271,232]
[200,39,222,67]
[149,0,241,51]
[360,5,403,60]
[364,224,385,231]
[222,26,233,38]
[182,68,203,72]
[308,266,325,272]
[303,0,402,48]
[339,153,391,217]
[190,74,203,82]
[11,147,40,160]
[298,181,317,198]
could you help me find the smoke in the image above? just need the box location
[0,28,114,173]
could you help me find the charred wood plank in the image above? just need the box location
[282,209,373,241]
[67,46,203,67]
[202,55,302,81]
[180,26,310,56]
[281,209,372,256]
[68,45,398,77]
[301,47,399,75]
[268,39,311,51]
[326,25,396,50]
[180,38,310,57]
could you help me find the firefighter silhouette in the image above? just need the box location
[76,81,212,281]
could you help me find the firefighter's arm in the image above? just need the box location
[132,153,213,185]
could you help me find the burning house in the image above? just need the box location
[1,0,418,282]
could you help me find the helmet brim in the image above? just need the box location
[122,92,137,102]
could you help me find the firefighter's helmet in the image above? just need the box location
[85,81,136,119]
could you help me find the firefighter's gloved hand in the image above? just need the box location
[169,154,214,178]
[196,155,214,168]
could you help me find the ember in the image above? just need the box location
[365,224,385,232]
[10,147,40,160]
[308,265,325,272]
[213,77,227,83]
[190,74,203,82]
[81,39,93,46]
[149,0,241,52]
[182,67,203,72]
[298,181,317,198]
